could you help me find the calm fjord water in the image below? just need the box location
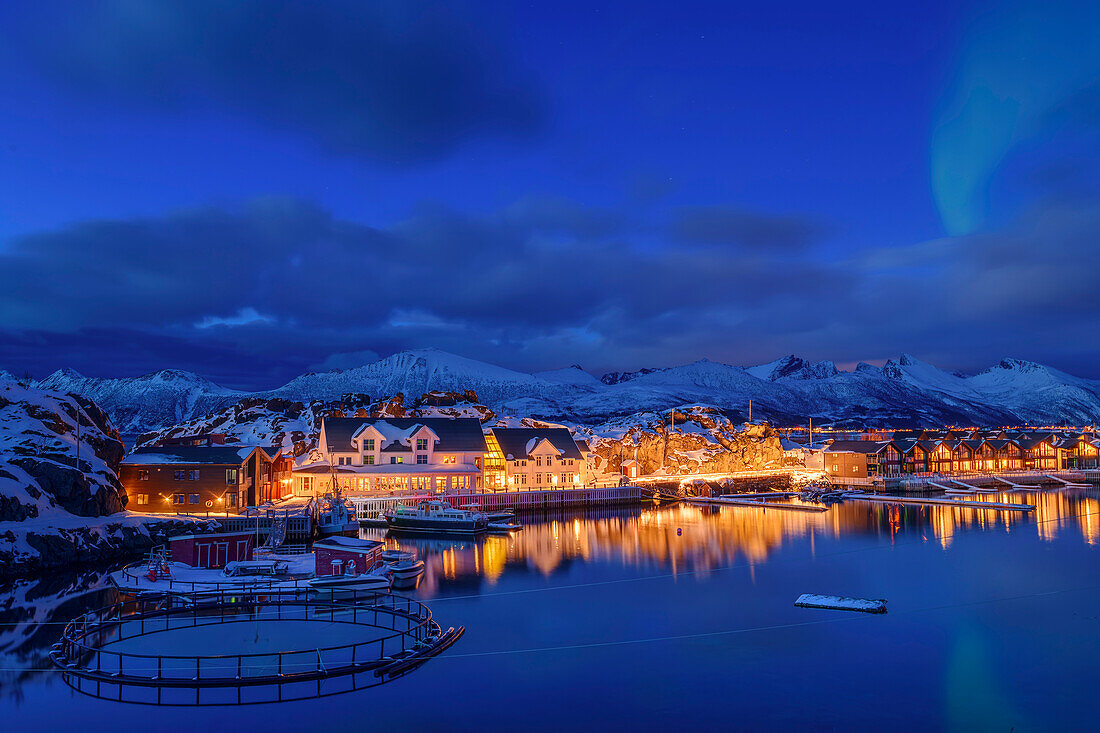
[4,489,1100,731]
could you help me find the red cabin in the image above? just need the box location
[169,531,255,568]
[314,536,383,576]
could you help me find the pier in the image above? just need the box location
[349,485,641,521]
[685,496,829,512]
[841,492,1035,512]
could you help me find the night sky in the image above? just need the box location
[1,0,1098,389]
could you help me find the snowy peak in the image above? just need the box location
[746,355,839,381]
[533,365,601,386]
[600,367,659,385]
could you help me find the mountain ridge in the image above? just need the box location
[17,349,1100,433]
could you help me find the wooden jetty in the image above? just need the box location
[719,492,799,500]
[686,496,828,513]
[842,492,1034,512]
[1044,474,1090,489]
[948,479,998,493]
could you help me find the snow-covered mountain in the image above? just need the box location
[38,367,244,434]
[23,348,1100,434]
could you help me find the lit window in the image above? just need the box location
[364,455,375,465]
[363,439,375,451]
[416,438,428,451]
[226,468,238,484]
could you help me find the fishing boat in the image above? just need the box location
[384,500,489,535]
[315,493,358,536]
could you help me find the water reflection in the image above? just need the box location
[363,487,1100,595]
[0,570,117,704]
[0,486,1097,705]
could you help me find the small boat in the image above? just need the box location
[384,500,489,535]
[460,504,515,522]
[384,552,426,588]
[487,521,523,533]
[309,561,391,594]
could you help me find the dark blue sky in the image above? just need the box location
[1,0,1098,388]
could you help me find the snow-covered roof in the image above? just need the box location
[491,428,583,460]
[323,417,486,453]
[123,445,265,465]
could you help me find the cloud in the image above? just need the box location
[195,307,275,329]
[310,350,382,373]
[1,0,543,165]
[1,194,1099,385]
[669,205,828,249]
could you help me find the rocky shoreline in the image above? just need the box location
[0,515,215,578]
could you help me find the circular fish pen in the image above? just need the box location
[49,589,463,705]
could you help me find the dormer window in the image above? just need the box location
[362,439,375,452]
[416,438,428,451]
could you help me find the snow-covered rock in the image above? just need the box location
[0,380,210,575]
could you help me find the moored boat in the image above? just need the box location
[315,493,359,536]
[384,500,489,535]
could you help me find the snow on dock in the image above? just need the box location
[948,479,998,493]
[794,594,887,614]
[1044,474,1090,489]
[685,496,828,512]
[842,492,1035,512]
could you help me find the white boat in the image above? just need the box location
[384,500,489,535]
[381,551,425,588]
[308,560,391,594]
[459,504,516,522]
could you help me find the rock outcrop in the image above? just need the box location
[588,407,785,476]
[0,379,211,576]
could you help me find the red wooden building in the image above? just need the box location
[169,531,255,569]
[314,536,383,576]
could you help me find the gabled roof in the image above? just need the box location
[322,417,487,453]
[490,428,584,461]
[123,445,261,465]
[824,440,889,455]
[574,438,592,453]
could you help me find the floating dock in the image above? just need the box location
[842,492,1035,512]
[685,496,828,513]
[718,491,799,500]
[795,594,887,614]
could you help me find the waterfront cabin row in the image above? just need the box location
[825,430,1099,478]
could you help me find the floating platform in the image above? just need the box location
[685,497,828,513]
[795,594,887,614]
[842,493,1035,512]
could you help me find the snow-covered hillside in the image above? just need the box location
[23,348,1100,434]
[0,378,208,575]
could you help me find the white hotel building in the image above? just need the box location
[294,417,488,496]
[293,417,596,497]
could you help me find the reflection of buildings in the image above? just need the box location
[391,487,1100,595]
